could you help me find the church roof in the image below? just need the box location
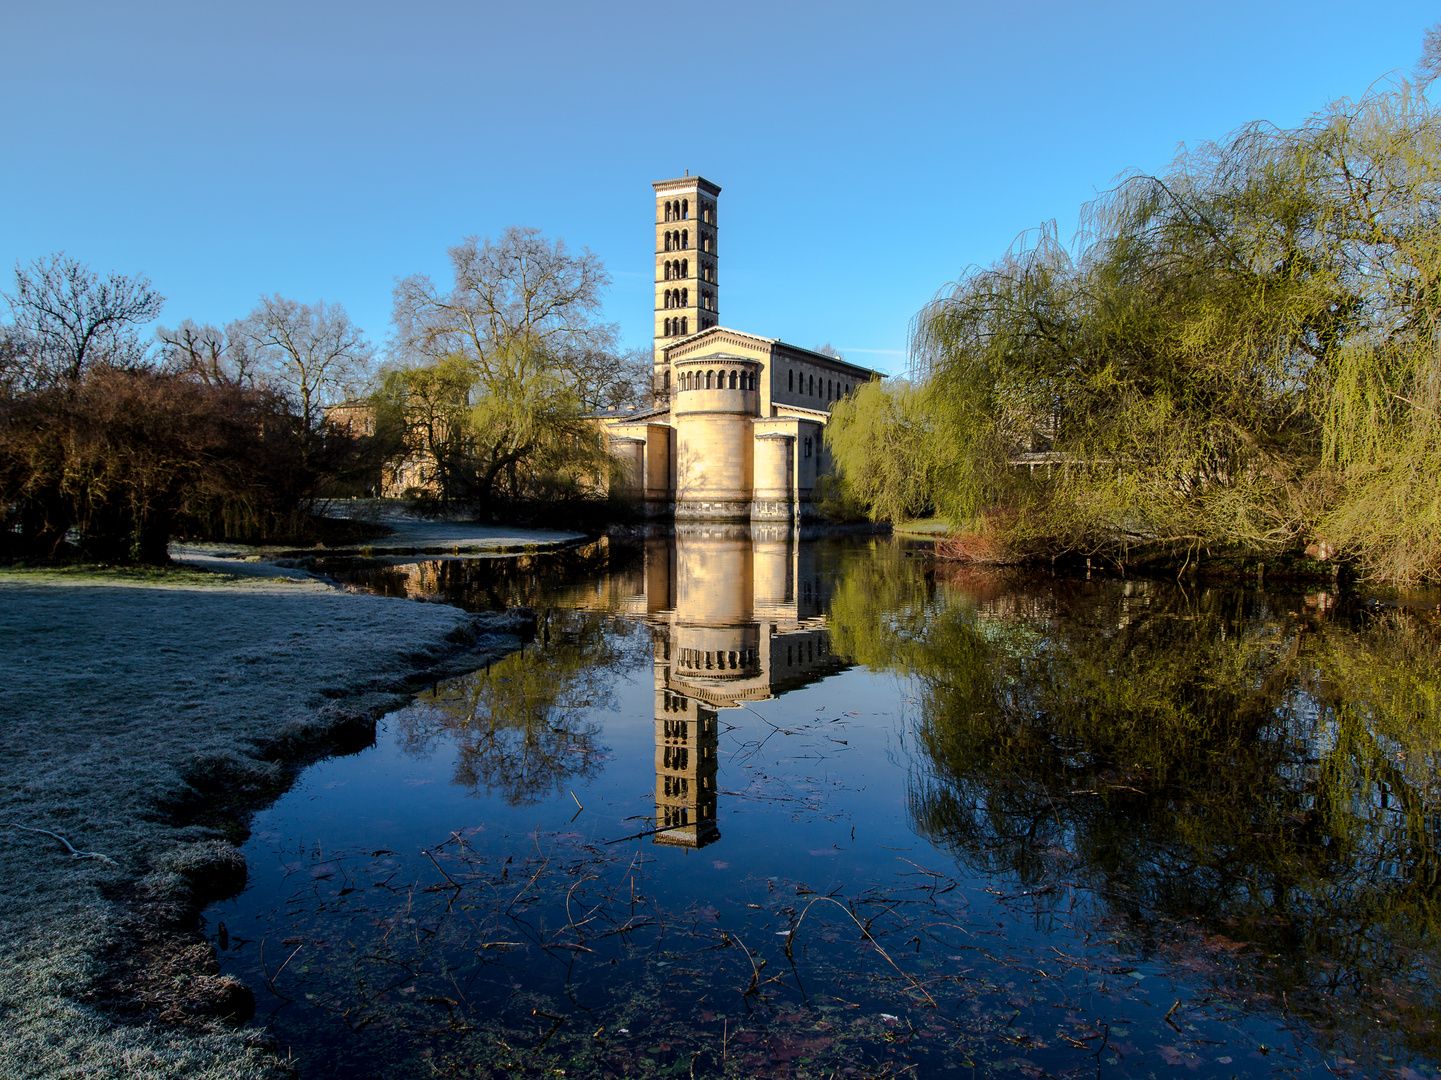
[664,325,882,380]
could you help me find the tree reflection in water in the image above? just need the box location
[394,608,647,806]
[830,547,1441,1063]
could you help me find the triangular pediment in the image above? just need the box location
[664,325,776,363]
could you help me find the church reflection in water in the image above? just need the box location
[620,524,846,849]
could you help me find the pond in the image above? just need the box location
[207,527,1441,1079]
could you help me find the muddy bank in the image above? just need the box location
[0,566,529,1079]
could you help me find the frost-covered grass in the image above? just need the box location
[0,565,509,1079]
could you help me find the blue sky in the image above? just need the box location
[2,1,1434,376]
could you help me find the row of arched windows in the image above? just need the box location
[663,775,689,798]
[663,199,689,222]
[679,368,756,391]
[664,230,689,251]
[787,370,851,401]
[663,288,688,308]
[663,317,689,336]
[663,259,689,280]
[663,746,689,770]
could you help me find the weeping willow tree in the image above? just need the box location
[900,83,1441,581]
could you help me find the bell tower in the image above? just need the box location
[653,173,721,402]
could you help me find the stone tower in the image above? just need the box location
[652,174,721,401]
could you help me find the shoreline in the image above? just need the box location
[0,559,533,1079]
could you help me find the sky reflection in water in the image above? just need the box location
[207,529,1441,1079]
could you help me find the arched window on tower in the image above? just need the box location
[682,199,689,218]
[664,203,672,223]
[681,288,688,306]
[664,370,670,392]
[665,233,672,252]
[682,230,689,249]
[681,259,688,277]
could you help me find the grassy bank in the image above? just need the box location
[0,564,528,1079]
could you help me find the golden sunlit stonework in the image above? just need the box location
[617,525,843,847]
[602,175,878,522]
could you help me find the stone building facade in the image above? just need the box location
[603,174,877,522]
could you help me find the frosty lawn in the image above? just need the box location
[0,565,525,1079]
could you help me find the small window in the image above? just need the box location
[682,288,688,306]
[682,230,688,249]
[682,199,689,219]
[788,370,794,392]
[681,316,688,334]
[809,374,815,395]
[681,259,688,277]
[845,383,850,396]
[804,437,813,458]
[665,233,672,252]
[664,370,671,391]
[728,370,737,389]
[705,370,713,389]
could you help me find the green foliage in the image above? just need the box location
[396,609,641,805]
[823,379,1011,524]
[905,84,1441,580]
[825,550,1441,1056]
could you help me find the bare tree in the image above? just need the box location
[156,319,257,388]
[567,343,654,412]
[1417,21,1441,91]
[2,253,163,383]
[393,226,615,376]
[238,295,375,434]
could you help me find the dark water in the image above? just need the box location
[207,530,1441,1079]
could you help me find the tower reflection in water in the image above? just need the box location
[639,524,846,849]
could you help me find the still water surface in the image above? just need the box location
[208,530,1441,1079]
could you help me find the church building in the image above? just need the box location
[602,175,877,521]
